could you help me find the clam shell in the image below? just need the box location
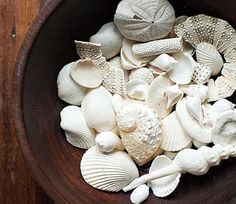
[126,79,149,101]
[192,63,211,85]
[130,184,149,204]
[165,84,183,109]
[222,63,236,79]
[180,84,208,102]
[80,146,139,192]
[117,102,162,166]
[129,68,154,85]
[57,62,87,105]
[70,59,103,88]
[149,155,181,198]
[90,22,123,59]
[81,86,117,132]
[60,106,96,149]
[114,0,175,42]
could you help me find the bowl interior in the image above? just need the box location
[20,0,236,203]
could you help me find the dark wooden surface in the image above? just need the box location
[0,1,53,203]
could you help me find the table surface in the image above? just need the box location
[0,0,53,203]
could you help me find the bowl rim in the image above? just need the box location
[13,1,67,203]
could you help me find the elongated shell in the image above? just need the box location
[114,0,175,42]
[80,146,139,192]
[130,184,149,204]
[60,106,96,149]
[117,102,162,166]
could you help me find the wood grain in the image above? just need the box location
[0,0,53,203]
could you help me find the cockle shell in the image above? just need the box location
[180,84,208,102]
[70,59,103,88]
[57,62,87,105]
[81,86,117,133]
[60,106,96,149]
[132,38,183,57]
[95,131,124,153]
[222,63,236,79]
[130,184,149,204]
[89,22,123,59]
[117,102,162,166]
[196,42,223,76]
[126,79,149,101]
[114,0,175,42]
[80,146,139,192]
[161,111,192,151]
[165,84,184,109]
[192,63,211,85]
[129,68,154,85]
[146,75,174,118]
[149,155,181,198]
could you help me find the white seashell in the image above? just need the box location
[80,146,139,192]
[164,151,177,160]
[161,111,192,151]
[222,63,236,79]
[117,102,162,166]
[60,106,96,149]
[81,86,117,133]
[180,84,208,102]
[149,155,181,198]
[168,52,196,84]
[57,62,87,105]
[132,38,183,57]
[114,0,175,42]
[89,22,123,59]
[129,68,154,85]
[126,79,149,101]
[197,146,221,166]
[211,110,236,146]
[92,55,110,73]
[130,184,149,204]
[192,63,211,85]
[146,75,174,118]
[192,139,207,149]
[70,59,103,88]
[196,42,223,76]
[165,84,183,109]
[95,131,124,153]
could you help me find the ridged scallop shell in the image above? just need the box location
[60,106,96,149]
[89,22,123,59]
[130,184,149,204]
[114,0,175,42]
[129,68,154,85]
[165,84,183,109]
[57,62,87,105]
[222,63,236,78]
[149,155,181,198]
[117,102,162,166]
[196,42,223,76]
[192,63,211,85]
[180,84,208,102]
[126,79,149,101]
[80,146,139,192]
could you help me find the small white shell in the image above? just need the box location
[126,79,149,101]
[130,184,149,204]
[129,68,154,85]
[60,106,96,149]
[90,22,123,59]
[149,155,181,198]
[192,63,211,85]
[57,62,87,105]
[165,84,184,109]
[70,59,103,88]
[180,84,208,102]
[80,146,139,192]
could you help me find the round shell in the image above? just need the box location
[130,184,149,204]
[129,68,154,85]
[192,63,211,85]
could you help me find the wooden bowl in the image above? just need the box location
[14,0,236,203]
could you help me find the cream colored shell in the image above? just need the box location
[130,184,149,204]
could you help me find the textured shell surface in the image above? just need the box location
[192,63,211,85]
[165,84,184,109]
[129,68,154,85]
[146,75,174,118]
[126,79,149,101]
[80,146,139,192]
[149,155,181,197]
[222,63,236,79]
[81,86,117,133]
[130,184,149,204]
[114,0,175,42]
[60,106,96,149]
[89,22,123,59]
[117,102,162,166]
[197,146,221,166]
[196,42,223,76]
[70,59,103,88]
[161,111,192,151]
[181,84,208,102]
[57,62,87,105]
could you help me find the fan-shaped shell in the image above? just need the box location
[126,79,149,101]
[60,106,96,149]
[114,0,175,42]
[130,184,149,204]
[129,68,154,85]
[80,146,139,192]
[117,102,162,166]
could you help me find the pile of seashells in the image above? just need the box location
[57,0,236,203]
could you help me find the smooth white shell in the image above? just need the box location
[130,184,149,204]
[126,79,149,101]
[165,84,184,109]
[181,84,208,102]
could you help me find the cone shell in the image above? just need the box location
[129,68,154,85]
[192,63,211,85]
[80,146,139,192]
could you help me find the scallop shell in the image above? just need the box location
[132,38,183,57]
[146,75,174,118]
[130,184,149,204]
[165,84,184,109]
[161,111,192,151]
[117,102,162,166]
[80,146,139,192]
[60,106,96,149]
[149,155,181,198]
[70,59,103,88]
[81,86,117,133]
[89,22,123,59]
[126,79,149,101]
[129,68,154,85]
[114,0,175,42]
[192,63,211,85]
[196,42,223,76]
[222,63,236,79]
[180,84,208,102]
[57,62,87,105]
